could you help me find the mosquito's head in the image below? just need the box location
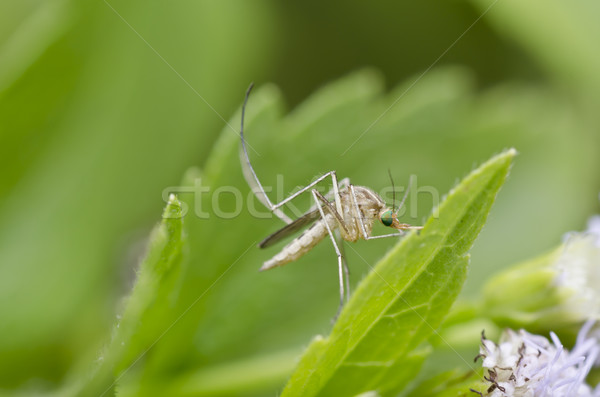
[379,208,421,231]
[383,172,421,231]
[380,209,395,227]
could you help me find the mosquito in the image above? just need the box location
[239,83,422,316]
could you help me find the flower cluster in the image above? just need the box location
[478,322,600,397]
[475,321,599,397]
[470,203,600,396]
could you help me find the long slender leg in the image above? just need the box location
[306,177,349,213]
[240,85,344,224]
[313,190,349,234]
[338,177,351,191]
[241,125,342,223]
[314,189,352,304]
[327,178,350,199]
[241,85,347,225]
[311,189,346,320]
[239,85,292,223]
[316,191,351,302]
[272,171,343,213]
[349,184,380,239]
[335,229,350,302]
[312,177,350,204]
[343,245,350,302]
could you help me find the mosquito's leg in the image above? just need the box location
[363,232,406,240]
[240,85,292,224]
[307,177,350,213]
[315,190,351,305]
[311,189,345,320]
[329,172,344,217]
[361,227,422,240]
[349,184,374,240]
[335,230,350,302]
[343,250,350,302]
[314,190,352,307]
[240,84,344,224]
[271,171,343,212]
[242,125,342,223]
[365,224,424,240]
[325,178,350,201]
[313,190,349,234]
[264,169,345,224]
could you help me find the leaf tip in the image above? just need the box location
[490,147,518,164]
[162,194,183,220]
[500,147,518,160]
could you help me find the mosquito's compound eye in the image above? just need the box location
[380,210,394,227]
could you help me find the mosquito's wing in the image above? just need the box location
[258,208,322,249]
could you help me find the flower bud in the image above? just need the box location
[483,219,600,333]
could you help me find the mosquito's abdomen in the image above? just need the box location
[260,214,335,271]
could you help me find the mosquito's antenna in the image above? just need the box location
[388,169,396,212]
[396,174,413,215]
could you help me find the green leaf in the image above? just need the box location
[404,368,486,397]
[80,194,186,396]
[136,347,303,397]
[280,149,516,397]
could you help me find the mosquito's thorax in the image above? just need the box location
[338,185,386,242]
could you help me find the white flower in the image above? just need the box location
[555,217,600,322]
[586,215,600,247]
[588,193,600,248]
[475,321,600,397]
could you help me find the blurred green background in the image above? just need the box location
[1,0,599,394]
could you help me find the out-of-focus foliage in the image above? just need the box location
[0,0,598,395]
[0,0,275,389]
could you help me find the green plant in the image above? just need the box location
[19,68,598,396]
[82,124,514,397]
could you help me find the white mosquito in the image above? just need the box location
[239,83,422,317]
